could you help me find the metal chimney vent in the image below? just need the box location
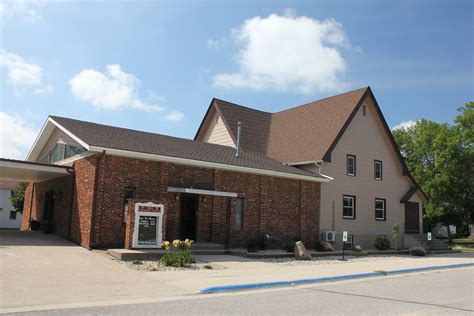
[235,122,242,157]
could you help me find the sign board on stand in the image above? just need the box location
[132,202,164,248]
[427,232,432,241]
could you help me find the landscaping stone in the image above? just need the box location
[294,241,312,260]
[409,246,426,256]
[322,242,335,252]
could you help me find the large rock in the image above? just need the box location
[322,242,335,252]
[294,241,312,260]
[409,246,426,256]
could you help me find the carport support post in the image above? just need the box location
[28,183,36,230]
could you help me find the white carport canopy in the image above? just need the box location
[0,158,73,183]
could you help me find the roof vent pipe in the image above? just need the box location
[235,122,242,157]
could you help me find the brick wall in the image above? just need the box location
[95,154,321,249]
[23,153,322,250]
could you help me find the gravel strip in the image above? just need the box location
[120,259,227,272]
[252,255,428,266]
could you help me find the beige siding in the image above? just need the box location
[201,113,236,148]
[309,97,423,248]
[37,127,83,163]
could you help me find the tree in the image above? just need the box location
[9,182,27,213]
[392,103,473,240]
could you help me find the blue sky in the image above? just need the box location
[1,0,472,159]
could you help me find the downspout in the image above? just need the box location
[67,164,76,240]
[89,150,106,249]
[224,197,231,250]
[28,183,36,229]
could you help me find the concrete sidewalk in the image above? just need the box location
[1,231,473,314]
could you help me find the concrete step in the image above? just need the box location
[193,243,225,251]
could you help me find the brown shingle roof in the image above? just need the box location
[214,99,272,154]
[203,87,368,163]
[268,87,368,162]
[49,116,327,180]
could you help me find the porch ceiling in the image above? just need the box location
[0,158,73,183]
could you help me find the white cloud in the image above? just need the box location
[0,50,42,86]
[392,120,418,130]
[34,84,55,95]
[164,110,184,122]
[69,64,164,112]
[0,49,54,95]
[212,10,351,94]
[0,0,47,23]
[0,112,38,159]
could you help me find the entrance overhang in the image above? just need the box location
[167,187,238,198]
[0,158,73,183]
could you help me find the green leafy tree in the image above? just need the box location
[10,182,27,213]
[392,103,473,240]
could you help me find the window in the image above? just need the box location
[65,145,86,159]
[343,195,356,219]
[235,198,244,231]
[374,160,383,180]
[49,144,65,163]
[346,155,356,176]
[10,211,17,220]
[375,198,386,221]
[343,234,354,249]
[46,144,86,164]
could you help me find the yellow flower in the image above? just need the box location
[184,239,194,249]
[162,241,170,250]
[172,239,181,249]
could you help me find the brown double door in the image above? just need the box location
[405,202,420,234]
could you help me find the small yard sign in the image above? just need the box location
[342,231,348,242]
[427,232,432,241]
[132,202,164,248]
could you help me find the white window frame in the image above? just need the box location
[132,202,164,249]
[343,195,355,219]
[375,198,386,221]
[374,160,383,181]
[347,155,356,176]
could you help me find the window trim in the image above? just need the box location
[346,155,356,177]
[374,160,383,181]
[343,195,356,219]
[375,198,386,221]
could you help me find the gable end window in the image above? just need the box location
[343,195,356,219]
[346,155,356,176]
[375,198,386,221]
[374,160,383,180]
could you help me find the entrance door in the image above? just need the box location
[42,191,55,222]
[405,202,420,234]
[180,194,198,240]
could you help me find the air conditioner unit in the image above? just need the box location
[323,231,336,242]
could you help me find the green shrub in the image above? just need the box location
[374,235,391,250]
[160,251,195,267]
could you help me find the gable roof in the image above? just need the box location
[195,86,428,201]
[27,116,332,183]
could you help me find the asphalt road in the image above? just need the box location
[9,268,474,315]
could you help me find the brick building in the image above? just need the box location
[16,116,330,249]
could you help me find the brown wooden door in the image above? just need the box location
[405,202,420,234]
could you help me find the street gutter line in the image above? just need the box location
[200,262,474,294]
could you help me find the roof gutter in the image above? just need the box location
[88,145,332,183]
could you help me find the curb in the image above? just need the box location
[200,262,474,294]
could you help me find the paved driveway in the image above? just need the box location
[0,230,189,313]
[1,230,473,314]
